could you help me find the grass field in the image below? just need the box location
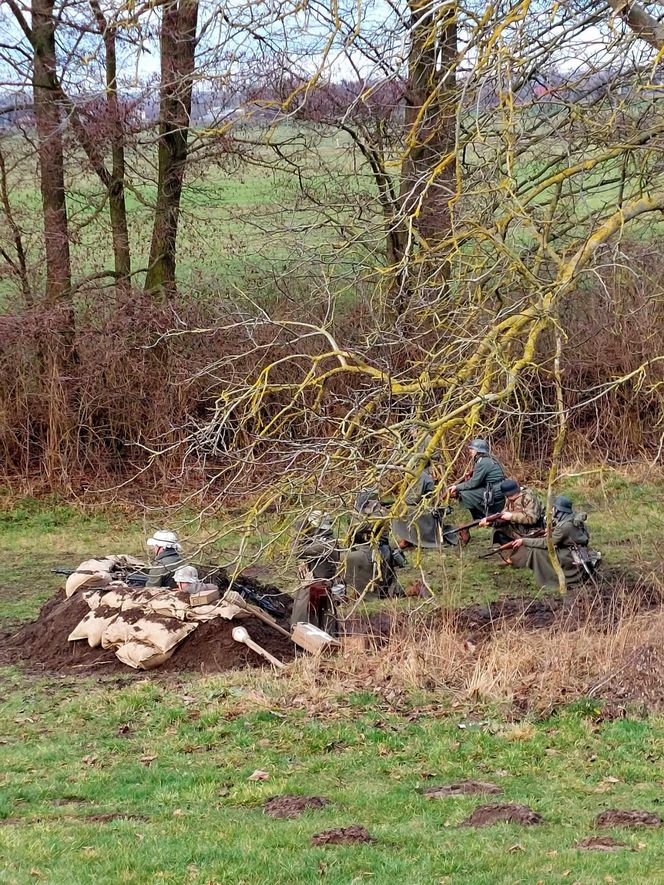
[1,470,664,883]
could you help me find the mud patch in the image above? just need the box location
[311,825,374,845]
[263,795,330,819]
[424,780,502,798]
[460,803,543,828]
[595,809,661,828]
[453,567,663,639]
[575,836,628,851]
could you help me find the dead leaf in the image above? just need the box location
[173,808,184,817]
[605,877,615,883]
[508,843,524,852]
[602,776,620,784]
[140,755,157,767]
[248,769,269,781]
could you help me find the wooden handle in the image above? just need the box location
[232,626,285,669]
[224,589,292,638]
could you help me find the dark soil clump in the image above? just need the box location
[311,825,374,845]
[424,781,502,798]
[263,795,330,818]
[460,803,544,828]
[595,809,662,828]
[158,617,295,673]
[575,836,628,851]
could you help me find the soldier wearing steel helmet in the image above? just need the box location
[144,529,187,588]
[508,495,598,589]
[448,438,507,519]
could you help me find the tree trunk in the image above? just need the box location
[400,0,458,249]
[32,0,71,305]
[145,0,199,298]
[90,0,131,292]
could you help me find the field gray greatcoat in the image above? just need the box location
[509,511,590,589]
[455,455,506,518]
[391,469,442,548]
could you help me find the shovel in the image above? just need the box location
[232,626,285,669]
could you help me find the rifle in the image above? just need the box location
[51,567,149,587]
[446,512,503,536]
[479,528,547,559]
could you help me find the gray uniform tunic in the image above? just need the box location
[455,455,506,518]
[145,548,186,588]
[509,511,590,589]
[391,470,442,548]
[344,521,400,597]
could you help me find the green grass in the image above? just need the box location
[1,673,663,883]
[1,471,664,883]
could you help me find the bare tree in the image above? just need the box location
[145,0,200,297]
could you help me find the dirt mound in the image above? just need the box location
[575,836,628,851]
[595,809,661,828]
[589,644,664,710]
[263,795,330,818]
[159,617,295,673]
[0,588,295,675]
[460,803,543,828]
[424,781,502,798]
[311,825,374,845]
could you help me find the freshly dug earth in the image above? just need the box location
[575,836,628,851]
[595,809,662,828]
[263,795,330,818]
[311,825,374,845]
[460,804,544,828]
[424,781,502,798]
[0,588,295,675]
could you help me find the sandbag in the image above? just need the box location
[65,570,111,597]
[64,555,147,598]
[68,606,119,648]
[115,641,174,670]
[102,611,197,653]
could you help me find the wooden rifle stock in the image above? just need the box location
[447,512,503,535]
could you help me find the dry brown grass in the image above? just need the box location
[281,575,664,714]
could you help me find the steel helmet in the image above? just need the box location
[553,495,573,513]
[468,438,490,455]
[307,510,333,531]
[500,479,520,496]
[173,565,198,584]
[146,529,182,551]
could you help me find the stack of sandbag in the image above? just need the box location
[67,583,245,670]
[64,555,146,597]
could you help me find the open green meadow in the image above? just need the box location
[1,471,663,883]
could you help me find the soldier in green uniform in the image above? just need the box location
[290,511,341,631]
[145,530,186,588]
[479,478,544,545]
[448,439,506,519]
[508,495,596,589]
